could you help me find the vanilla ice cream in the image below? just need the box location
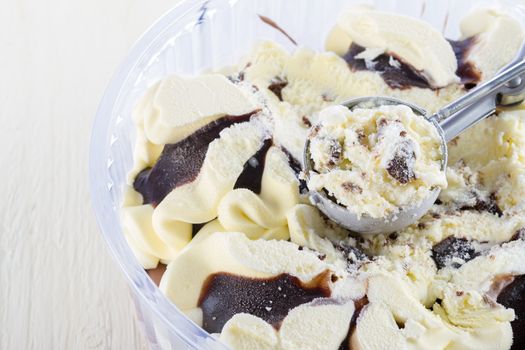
[121,5,525,350]
[326,5,459,88]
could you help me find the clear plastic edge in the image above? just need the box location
[89,0,229,349]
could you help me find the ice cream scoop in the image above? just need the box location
[304,54,525,235]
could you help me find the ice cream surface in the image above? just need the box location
[307,103,446,219]
[325,5,459,88]
[121,5,525,350]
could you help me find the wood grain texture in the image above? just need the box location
[0,0,180,348]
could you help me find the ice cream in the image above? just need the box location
[459,8,525,80]
[325,5,459,88]
[306,103,446,219]
[120,5,525,350]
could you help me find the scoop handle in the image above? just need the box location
[430,58,525,142]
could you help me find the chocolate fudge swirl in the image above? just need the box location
[198,271,332,333]
[343,43,432,90]
[134,111,257,206]
[343,38,481,90]
[497,275,525,350]
[233,138,273,194]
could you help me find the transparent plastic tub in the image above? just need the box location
[89,0,525,349]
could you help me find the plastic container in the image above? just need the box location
[89,0,524,349]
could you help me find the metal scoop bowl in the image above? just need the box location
[303,52,525,235]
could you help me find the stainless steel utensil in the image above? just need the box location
[303,57,525,234]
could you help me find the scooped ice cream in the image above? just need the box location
[306,103,446,219]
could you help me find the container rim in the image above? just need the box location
[89,0,225,348]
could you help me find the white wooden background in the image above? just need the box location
[0,1,181,348]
